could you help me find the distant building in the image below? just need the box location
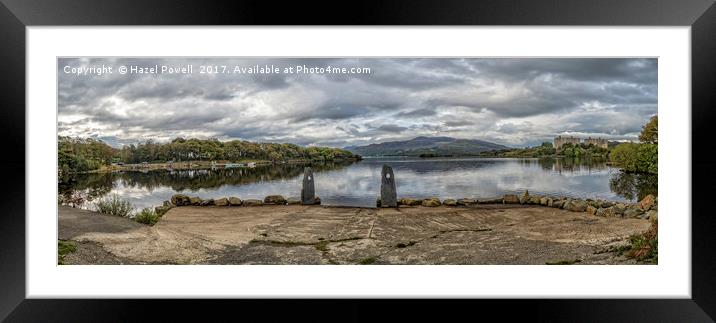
[554,135,608,149]
[584,137,608,149]
[553,136,581,149]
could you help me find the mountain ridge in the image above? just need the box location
[345,136,509,157]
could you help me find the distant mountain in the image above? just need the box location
[345,136,509,157]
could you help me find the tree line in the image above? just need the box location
[58,136,359,174]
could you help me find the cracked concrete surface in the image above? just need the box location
[59,204,651,265]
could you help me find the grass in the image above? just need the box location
[545,259,582,265]
[94,194,134,217]
[358,256,377,265]
[625,219,658,263]
[58,240,77,265]
[134,207,161,225]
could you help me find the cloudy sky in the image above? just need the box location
[58,57,657,148]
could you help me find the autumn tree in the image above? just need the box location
[639,115,657,144]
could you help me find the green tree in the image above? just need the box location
[639,115,658,144]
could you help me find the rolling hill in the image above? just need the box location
[345,136,509,157]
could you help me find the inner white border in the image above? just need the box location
[27,27,690,298]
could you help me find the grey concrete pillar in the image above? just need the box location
[380,165,397,207]
[301,167,316,205]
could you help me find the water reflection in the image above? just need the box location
[59,157,657,209]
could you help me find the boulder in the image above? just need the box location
[457,198,478,206]
[639,194,656,211]
[539,197,549,206]
[595,206,615,218]
[171,194,191,206]
[643,210,658,220]
[529,195,542,205]
[586,205,598,215]
[564,199,588,212]
[286,197,301,205]
[552,200,564,209]
[163,200,172,207]
[154,205,172,216]
[503,194,520,204]
[443,199,457,206]
[519,190,529,204]
[399,198,422,206]
[264,195,287,205]
[189,197,202,205]
[547,198,554,207]
[600,200,615,208]
[313,196,321,205]
[199,199,214,206]
[376,198,381,208]
[587,200,600,208]
[624,205,645,218]
[215,198,229,206]
[229,197,242,206]
[613,203,627,216]
[648,210,658,222]
[243,199,263,206]
[422,198,441,207]
[479,197,504,204]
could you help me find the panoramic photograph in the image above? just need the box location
[57,57,658,265]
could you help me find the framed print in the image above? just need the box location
[2,0,716,321]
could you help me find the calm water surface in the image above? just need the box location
[59,157,657,210]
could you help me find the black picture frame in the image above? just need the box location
[1,0,715,321]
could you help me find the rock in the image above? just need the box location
[170,194,191,206]
[519,190,529,204]
[586,205,598,215]
[376,198,381,208]
[457,198,478,206]
[639,194,656,211]
[643,210,657,220]
[552,200,564,209]
[479,197,504,204]
[286,197,301,205]
[587,200,601,208]
[199,199,214,206]
[380,165,398,207]
[600,200,614,208]
[595,206,615,218]
[313,196,321,205]
[528,195,542,205]
[649,210,658,222]
[264,195,287,205]
[538,197,548,206]
[243,199,263,206]
[154,205,172,216]
[214,198,229,206]
[229,197,242,206]
[613,203,627,216]
[624,205,645,218]
[547,198,554,207]
[163,200,172,207]
[564,199,588,212]
[301,167,316,204]
[503,194,520,204]
[399,198,422,206]
[422,198,441,207]
[442,199,457,206]
[189,197,202,205]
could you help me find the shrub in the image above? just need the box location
[626,219,658,263]
[610,143,657,174]
[134,207,160,225]
[94,194,134,217]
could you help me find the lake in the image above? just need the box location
[59,157,657,210]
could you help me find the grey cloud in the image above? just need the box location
[58,57,657,148]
